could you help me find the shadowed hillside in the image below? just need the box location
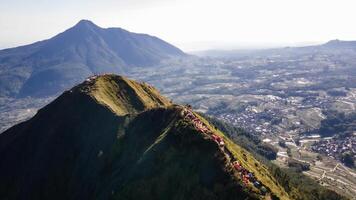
[0,75,345,200]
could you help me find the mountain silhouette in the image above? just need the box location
[0,20,186,97]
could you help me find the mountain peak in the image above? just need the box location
[73,74,172,115]
[75,19,98,28]
[325,39,341,45]
[323,39,356,48]
[0,20,186,98]
[71,19,100,32]
[0,75,290,200]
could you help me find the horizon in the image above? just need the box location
[0,18,331,52]
[1,0,356,51]
[0,1,356,199]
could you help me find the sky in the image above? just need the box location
[1,0,356,51]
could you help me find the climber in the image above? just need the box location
[260,186,267,195]
[253,181,261,188]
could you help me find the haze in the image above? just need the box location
[1,0,356,51]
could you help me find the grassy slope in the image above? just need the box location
[84,75,348,200]
[194,113,290,200]
[0,89,127,199]
[85,75,289,199]
[0,75,259,200]
[87,74,171,115]
[0,74,294,200]
[100,106,259,200]
[200,114,348,200]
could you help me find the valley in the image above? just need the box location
[0,33,355,198]
[0,75,291,200]
[126,46,356,198]
[1,1,356,199]
[0,97,54,132]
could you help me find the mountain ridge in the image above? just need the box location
[193,39,356,58]
[0,74,291,200]
[322,39,356,48]
[76,74,172,115]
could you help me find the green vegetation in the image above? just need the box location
[316,111,356,137]
[287,159,310,172]
[0,75,347,200]
[257,143,278,160]
[269,166,346,200]
[0,75,260,200]
[201,114,277,160]
[108,107,259,200]
[201,114,347,200]
[194,113,290,200]
[87,74,171,115]
[341,153,355,168]
[279,140,287,148]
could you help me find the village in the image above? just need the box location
[311,134,356,160]
[1,34,355,199]
[267,133,356,199]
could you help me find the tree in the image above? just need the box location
[257,143,278,160]
[341,153,354,168]
[279,140,287,148]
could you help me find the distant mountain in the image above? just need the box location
[0,20,186,97]
[0,74,292,200]
[322,39,356,49]
[194,39,356,58]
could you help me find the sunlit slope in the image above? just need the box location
[86,74,171,115]
[0,74,289,200]
[193,113,290,200]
